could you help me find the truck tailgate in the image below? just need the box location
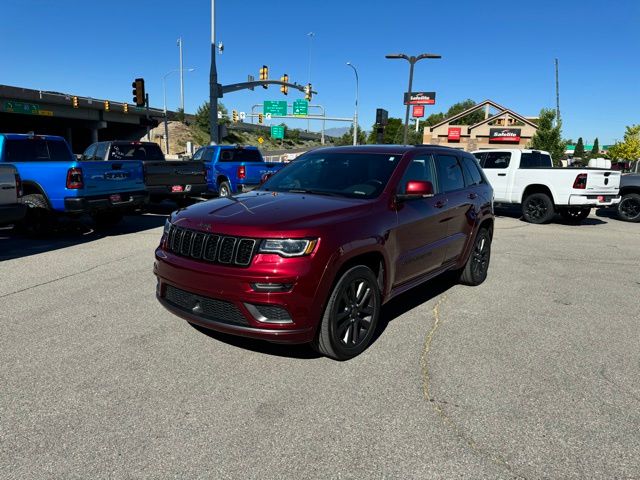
[585,170,620,193]
[242,162,283,184]
[144,161,206,187]
[80,160,145,194]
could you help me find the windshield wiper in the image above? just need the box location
[287,188,342,197]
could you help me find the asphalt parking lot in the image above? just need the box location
[1,208,639,479]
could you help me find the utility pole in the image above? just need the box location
[209,0,219,144]
[178,37,185,113]
[346,63,359,145]
[555,58,561,127]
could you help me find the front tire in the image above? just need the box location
[522,193,555,224]
[218,181,232,198]
[559,207,591,224]
[313,266,381,361]
[617,193,640,222]
[459,228,492,286]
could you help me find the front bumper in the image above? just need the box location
[153,249,327,344]
[568,194,621,207]
[64,191,148,214]
[0,202,27,225]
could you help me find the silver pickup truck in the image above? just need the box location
[0,163,26,226]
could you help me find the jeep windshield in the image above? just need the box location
[260,152,401,199]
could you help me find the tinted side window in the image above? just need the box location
[4,139,49,161]
[461,155,483,186]
[398,155,436,194]
[435,154,465,192]
[47,140,73,162]
[482,152,511,169]
[95,143,108,160]
[520,152,552,168]
[192,148,204,161]
[202,149,214,162]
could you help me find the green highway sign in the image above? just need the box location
[263,100,287,116]
[292,99,308,117]
[3,101,52,116]
[271,125,285,139]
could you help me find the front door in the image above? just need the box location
[394,155,450,285]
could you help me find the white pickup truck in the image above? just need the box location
[472,149,621,224]
[0,163,26,226]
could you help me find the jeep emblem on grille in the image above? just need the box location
[198,223,212,231]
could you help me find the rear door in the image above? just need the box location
[394,154,449,284]
[434,153,474,263]
[477,151,511,200]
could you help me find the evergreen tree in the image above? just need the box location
[528,108,566,165]
[574,137,585,158]
[592,138,600,155]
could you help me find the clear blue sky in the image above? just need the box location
[1,0,638,144]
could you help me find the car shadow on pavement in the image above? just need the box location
[494,206,608,226]
[189,272,459,361]
[0,213,169,262]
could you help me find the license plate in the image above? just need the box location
[172,185,184,193]
[110,194,121,202]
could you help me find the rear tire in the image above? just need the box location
[559,207,591,224]
[616,193,640,222]
[522,193,555,224]
[218,181,232,198]
[459,228,492,286]
[312,266,381,361]
[20,193,53,236]
[92,211,123,229]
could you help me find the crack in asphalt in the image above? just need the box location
[420,295,527,479]
[0,255,136,299]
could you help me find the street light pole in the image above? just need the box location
[209,0,219,144]
[346,62,359,145]
[385,52,441,144]
[178,37,185,113]
[163,68,195,154]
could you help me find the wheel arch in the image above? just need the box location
[21,181,51,207]
[619,186,640,197]
[521,184,555,204]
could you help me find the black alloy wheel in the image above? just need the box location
[522,193,555,224]
[617,193,640,222]
[459,228,492,286]
[313,266,381,360]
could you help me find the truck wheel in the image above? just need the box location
[21,193,53,236]
[559,207,591,224]
[522,193,555,224]
[92,211,123,229]
[616,193,640,222]
[312,266,381,361]
[218,181,232,198]
[459,228,492,286]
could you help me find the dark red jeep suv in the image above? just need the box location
[155,145,494,360]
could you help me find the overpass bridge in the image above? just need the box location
[0,84,165,153]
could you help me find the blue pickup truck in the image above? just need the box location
[0,134,147,233]
[191,145,285,197]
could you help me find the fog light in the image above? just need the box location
[251,283,293,292]
[244,303,293,324]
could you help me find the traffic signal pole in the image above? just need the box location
[209,0,219,144]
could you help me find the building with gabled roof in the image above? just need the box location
[423,99,539,151]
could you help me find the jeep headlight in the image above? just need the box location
[258,238,317,257]
[163,219,172,235]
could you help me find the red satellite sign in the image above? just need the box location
[489,128,521,143]
[448,127,461,141]
[404,91,436,105]
[412,105,425,118]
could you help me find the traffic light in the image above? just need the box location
[258,113,264,125]
[304,83,312,102]
[72,96,79,108]
[232,110,239,123]
[123,103,129,113]
[280,74,289,95]
[259,65,269,89]
[104,100,110,111]
[132,78,145,107]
